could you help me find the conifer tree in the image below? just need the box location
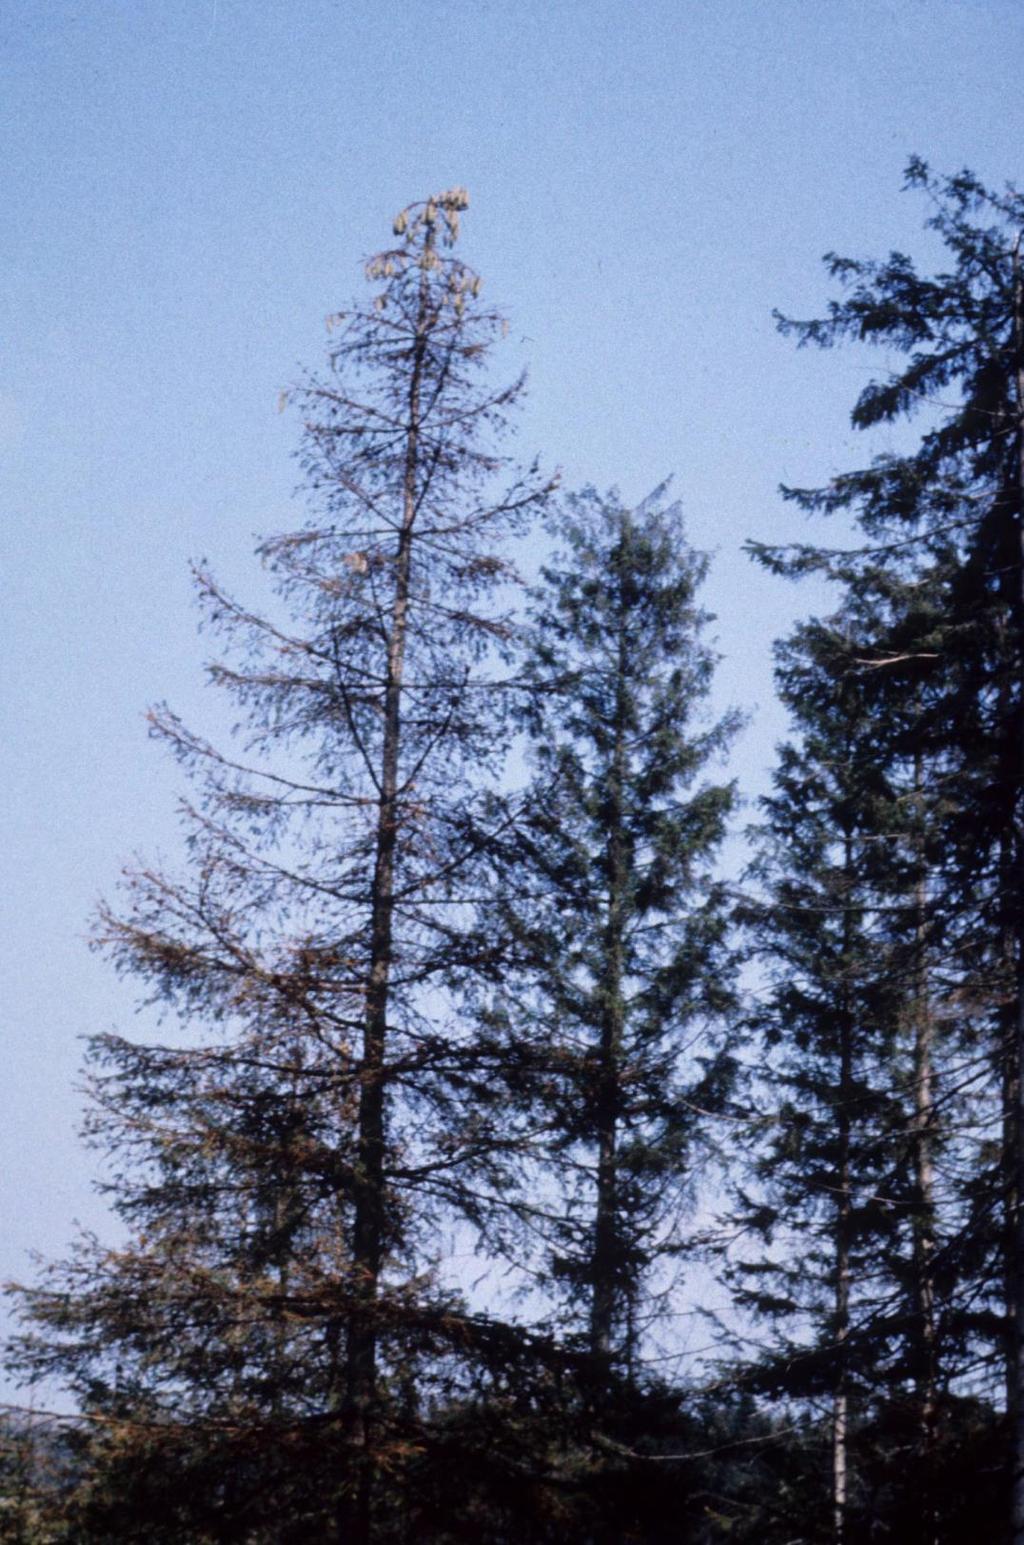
[756,159,1024,1538]
[489,486,737,1386]
[6,189,553,1542]
[733,597,966,1543]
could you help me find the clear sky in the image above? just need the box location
[3,0,1023,1399]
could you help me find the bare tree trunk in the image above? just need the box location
[833,1061,851,1545]
[590,582,628,1371]
[1010,237,1024,1543]
[342,248,430,1545]
[1000,610,1020,1512]
[833,832,854,1545]
[910,764,938,1545]
[1002,816,1019,1491]
[1013,900,1024,1545]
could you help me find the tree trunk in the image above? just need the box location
[910,762,938,1545]
[1010,237,1024,1543]
[590,537,629,1371]
[342,246,429,1543]
[833,1091,851,1545]
[833,831,854,1545]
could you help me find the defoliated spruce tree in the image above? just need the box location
[756,159,1024,1539]
[6,190,553,1542]
[491,485,738,1388]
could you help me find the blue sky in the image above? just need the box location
[3,0,1023,1399]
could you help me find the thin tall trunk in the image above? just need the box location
[833,1093,851,1545]
[1003,814,1019,1429]
[1000,594,1020,1468]
[1009,234,1024,1543]
[833,829,854,1545]
[910,751,938,1545]
[342,238,431,1543]
[590,537,629,1370]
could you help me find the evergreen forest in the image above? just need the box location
[7,164,1024,1543]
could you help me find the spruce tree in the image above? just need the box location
[5,190,553,1542]
[489,485,738,1386]
[755,159,1024,1538]
[732,596,966,1543]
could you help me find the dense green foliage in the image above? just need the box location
[484,488,737,1374]
[748,159,1024,1541]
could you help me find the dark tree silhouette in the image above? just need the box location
[488,486,737,1384]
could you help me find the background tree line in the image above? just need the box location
[3,163,1024,1542]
